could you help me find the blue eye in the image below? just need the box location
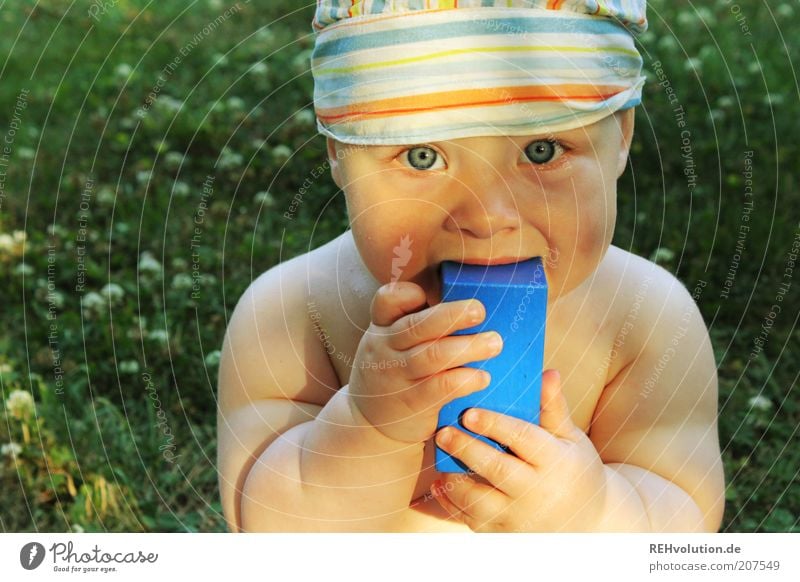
[405,146,443,170]
[524,140,564,165]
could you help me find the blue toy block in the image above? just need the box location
[434,258,548,473]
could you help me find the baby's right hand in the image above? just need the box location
[348,281,503,445]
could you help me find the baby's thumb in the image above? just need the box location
[370,282,427,327]
[538,370,577,439]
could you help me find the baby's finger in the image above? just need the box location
[435,426,534,498]
[461,408,561,467]
[387,299,485,351]
[403,332,502,379]
[370,282,428,327]
[431,480,482,531]
[438,473,510,526]
[538,370,581,441]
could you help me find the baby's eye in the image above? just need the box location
[522,140,566,165]
[402,146,445,171]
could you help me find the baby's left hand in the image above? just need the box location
[431,370,609,532]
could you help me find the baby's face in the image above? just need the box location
[328,109,634,306]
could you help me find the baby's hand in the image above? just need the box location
[430,370,609,532]
[348,282,503,445]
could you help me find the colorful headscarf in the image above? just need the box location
[311,1,647,145]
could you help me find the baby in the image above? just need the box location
[217,0,724,532]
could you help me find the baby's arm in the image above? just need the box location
[590,264,725,532]
[218,260,423,532]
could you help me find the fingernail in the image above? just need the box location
[464,409,479,426]
[487,332,503,352]
[436,429,452,447]
[468,305,483,323]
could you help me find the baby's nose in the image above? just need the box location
[444,185,521,239]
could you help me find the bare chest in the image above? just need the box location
[310,277,617,527]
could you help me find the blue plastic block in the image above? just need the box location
[434,258,548,473]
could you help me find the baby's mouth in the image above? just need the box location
[425,265,443,307]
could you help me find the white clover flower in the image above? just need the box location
[13,263,34,276]
[164,151,185,170]
[717,96,735,109]
[171,273,193,290]
[695,7,712,23]
[114,63,133,79]
[96,186,116,207]
[291,49,313,73]
[248,62,269,75]
[148,329,169,345]
[254,28,276,46]
[226,96,245,111]
[271,145,293,164]
[676,12,695,27]
[6,390,35,420]
[47,224,66,237]
[119,360,140,374]
[747,394,773,412]
[81,291,106,317]
[218,146,244,170]
[48,290,66,309]
[254,191,275,207]
[709,109,725,122]
[650,247,675,263]
[17,147,35,160]
[71,524,85,533]
[100,282,125,305]
[0,230,27,258]
[172,181,191,198]
[0,362,12,374]
[1,442,22,459]
[172,257,188,270]
[139,251,163,275]
[776,4,794,18]
[763,93,785,106]
[155,95,183,115]
[656,36,678,53]
[293,109,316,127]
[212,53,229,66]
[204,350,222,367]
[684,58,702,73]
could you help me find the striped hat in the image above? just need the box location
[311,1,647,145]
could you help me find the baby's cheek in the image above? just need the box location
[575,208,613,258]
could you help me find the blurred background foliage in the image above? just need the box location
[0,0,797,532]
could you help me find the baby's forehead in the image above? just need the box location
[335,115,615,152]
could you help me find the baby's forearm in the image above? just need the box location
[241,385,424,531]
[300,384,425,525]
[596,463,710,532]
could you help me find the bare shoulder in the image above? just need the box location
[594,244,716,417]
[218,249,338,409]
[590,246,724,531]
[216,237,343,532]
[595,245,705,373]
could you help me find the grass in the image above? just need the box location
[0,0,797,532]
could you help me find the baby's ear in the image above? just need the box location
[615,108,636,179]
[326,136,344,189]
